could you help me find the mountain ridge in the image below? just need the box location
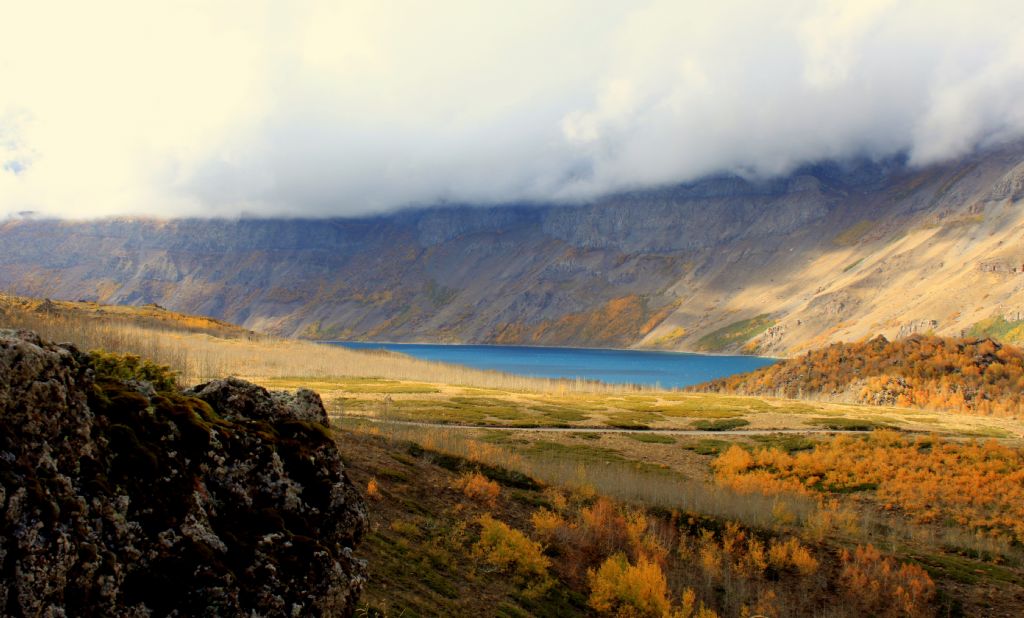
[2,143,1023,355]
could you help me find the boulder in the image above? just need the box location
[0,330,366,617]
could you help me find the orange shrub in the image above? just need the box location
[580,497,632,559]
[839,544,935,618]
[531,497,675,585]
[714,431,1024,542]
[532,507,570,544]
[452,471,501,507]
[767,537,818,576]
[366,477,381,500]
[473,515,551,586]
[677,589,720,618]
[588,553,671,617]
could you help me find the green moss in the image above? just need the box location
[89,350,179,391]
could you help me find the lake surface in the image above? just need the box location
[329,342,776,389]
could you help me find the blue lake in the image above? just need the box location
[328,342,777,389]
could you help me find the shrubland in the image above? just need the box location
[714,430,1024,544]
[696,334,1024,416]
[342,425,959,617]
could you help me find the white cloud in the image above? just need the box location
[1,0,1022,218]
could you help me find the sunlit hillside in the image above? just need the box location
[695,335,1024,417]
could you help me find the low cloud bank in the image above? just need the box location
[2,1,1023,218]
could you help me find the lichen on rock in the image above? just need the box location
[0,330,366,617]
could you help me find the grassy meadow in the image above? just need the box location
[4,294,1024,616]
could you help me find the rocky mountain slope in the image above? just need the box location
[0,330,366,616]
[1,143,1023,355]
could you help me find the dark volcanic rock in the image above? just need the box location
[0,330,366,617]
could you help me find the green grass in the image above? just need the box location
[603,409,663,428]
[388,397,528,424]
[968,314,1024,345]
[608,393,770,418]
[604,420,651,430]
[694,314,775,352]
[527,440,627,463]
[682,438,732,455]
[957,426,1013,439]
[477,431,530,446]
[527,404,590,423]
[911,551,1021,586]
[748,434,817,453]
[626,433,677,444]
[690,418,751,431]
[805,417,889,431]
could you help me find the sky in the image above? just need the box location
[1,0,1023,219]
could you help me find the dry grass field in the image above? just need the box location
[0,293,648,393]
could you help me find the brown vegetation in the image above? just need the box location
[453,471,501,507]
[714,430,1024,543]
[696,334,1024,416]
[348,420,1024,615]
[838,544,936,618]
[0,293,650,393]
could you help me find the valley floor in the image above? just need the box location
[5,296,1024,615]
[252,376,1024,441]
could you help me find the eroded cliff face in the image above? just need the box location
[1,144,1023,354]
[0,330,366,617]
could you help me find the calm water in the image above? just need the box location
[329,342,776,389]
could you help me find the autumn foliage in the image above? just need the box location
[714,431,1024,542]
[587,553,673,617]
[839,544,936,617]
[695,334,1024,416]
[452,471,501,507]
[528,491,863,617]
[473,514,551,591]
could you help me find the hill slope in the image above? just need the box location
[694,335,1024,416]
[2,144,1023,354]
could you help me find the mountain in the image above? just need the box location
[2,143,1023,355]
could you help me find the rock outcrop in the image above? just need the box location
[0,330,366,617]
